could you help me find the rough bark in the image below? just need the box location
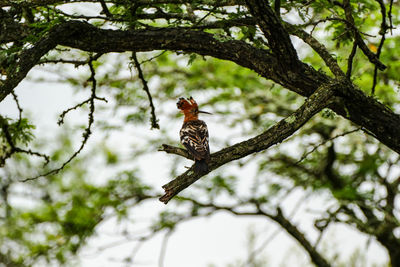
[160,83,336,203]
[1,20,399,155]
[245,0,301,70]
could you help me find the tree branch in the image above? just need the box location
[371,0,388,95]
[272,207,331,267]
[159,144,192,159]
[159,82,336,203]
[1,20,400,155]
[0,0,245,8]
[99,0,112,17]
[11,91,23,125]
[0,116,50,167]
[245,0,301,69]
[342,0,386,71]
[131,52,160,129]
[296,127,361,164]
[20,58,103,182]
[286,24,345,77]
[179,197,331,267]
[346,42,357,79]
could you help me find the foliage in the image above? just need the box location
[0,0,399,266]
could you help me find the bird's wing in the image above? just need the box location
[180,120,210,161]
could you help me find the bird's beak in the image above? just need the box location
[198,110,212,115]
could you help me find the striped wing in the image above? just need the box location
[180,120,210,161]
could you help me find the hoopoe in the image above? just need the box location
[177,97,211,173]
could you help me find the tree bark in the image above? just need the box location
[1,21,400,154]
[160,83,336,203]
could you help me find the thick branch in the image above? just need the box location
[0,22,82,102]
[0,0,244,8]
[245,0,301,69]
[1,20,400,155]
[159,83,336,203]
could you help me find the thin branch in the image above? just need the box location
[342,0,386,71]
[160,82,337,203]
[20,58,103,182]
[0,117,50,166]
[304,17,376,38]
[53,8,197,22]
[131,52,160,129]
[1,20,400,154]
[159,144,192,159]
[99,0,112,17]
[296,127,361,164]
[40,53,103,67]
[139,51,168,64]
[178,197,331,267]
[11,91,23,125]
[388,0,394,35]
[286,24,345,77]
[58,99,91,125]
[371,0,388,95]
[57,96,107,125]
[346,42,357,79]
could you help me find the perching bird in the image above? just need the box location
[177,97,211,174]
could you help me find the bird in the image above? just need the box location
[177,97,211,174]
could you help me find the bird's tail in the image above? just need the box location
[194,159,209,174]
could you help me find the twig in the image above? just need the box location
[296,127,361,164]
[346,42,357,79]
[11,91,23,125]
[342,0,386,71]
[159,144,192,159]
[40,53,103,67]
[58,96,107,125]
[131,52,160,129]
[99,0,112,17]
[58,99,90,125]
[305,17,375,38]
[388,0,394,35]
[20,58,103,182]
[139,51,168,64]
[0,117,50,166]
[371,0,388,95]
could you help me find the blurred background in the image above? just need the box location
[1,1,399,267]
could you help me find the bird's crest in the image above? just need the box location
[177,96,198,111]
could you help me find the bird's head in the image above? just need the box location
[177,97,211,121]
